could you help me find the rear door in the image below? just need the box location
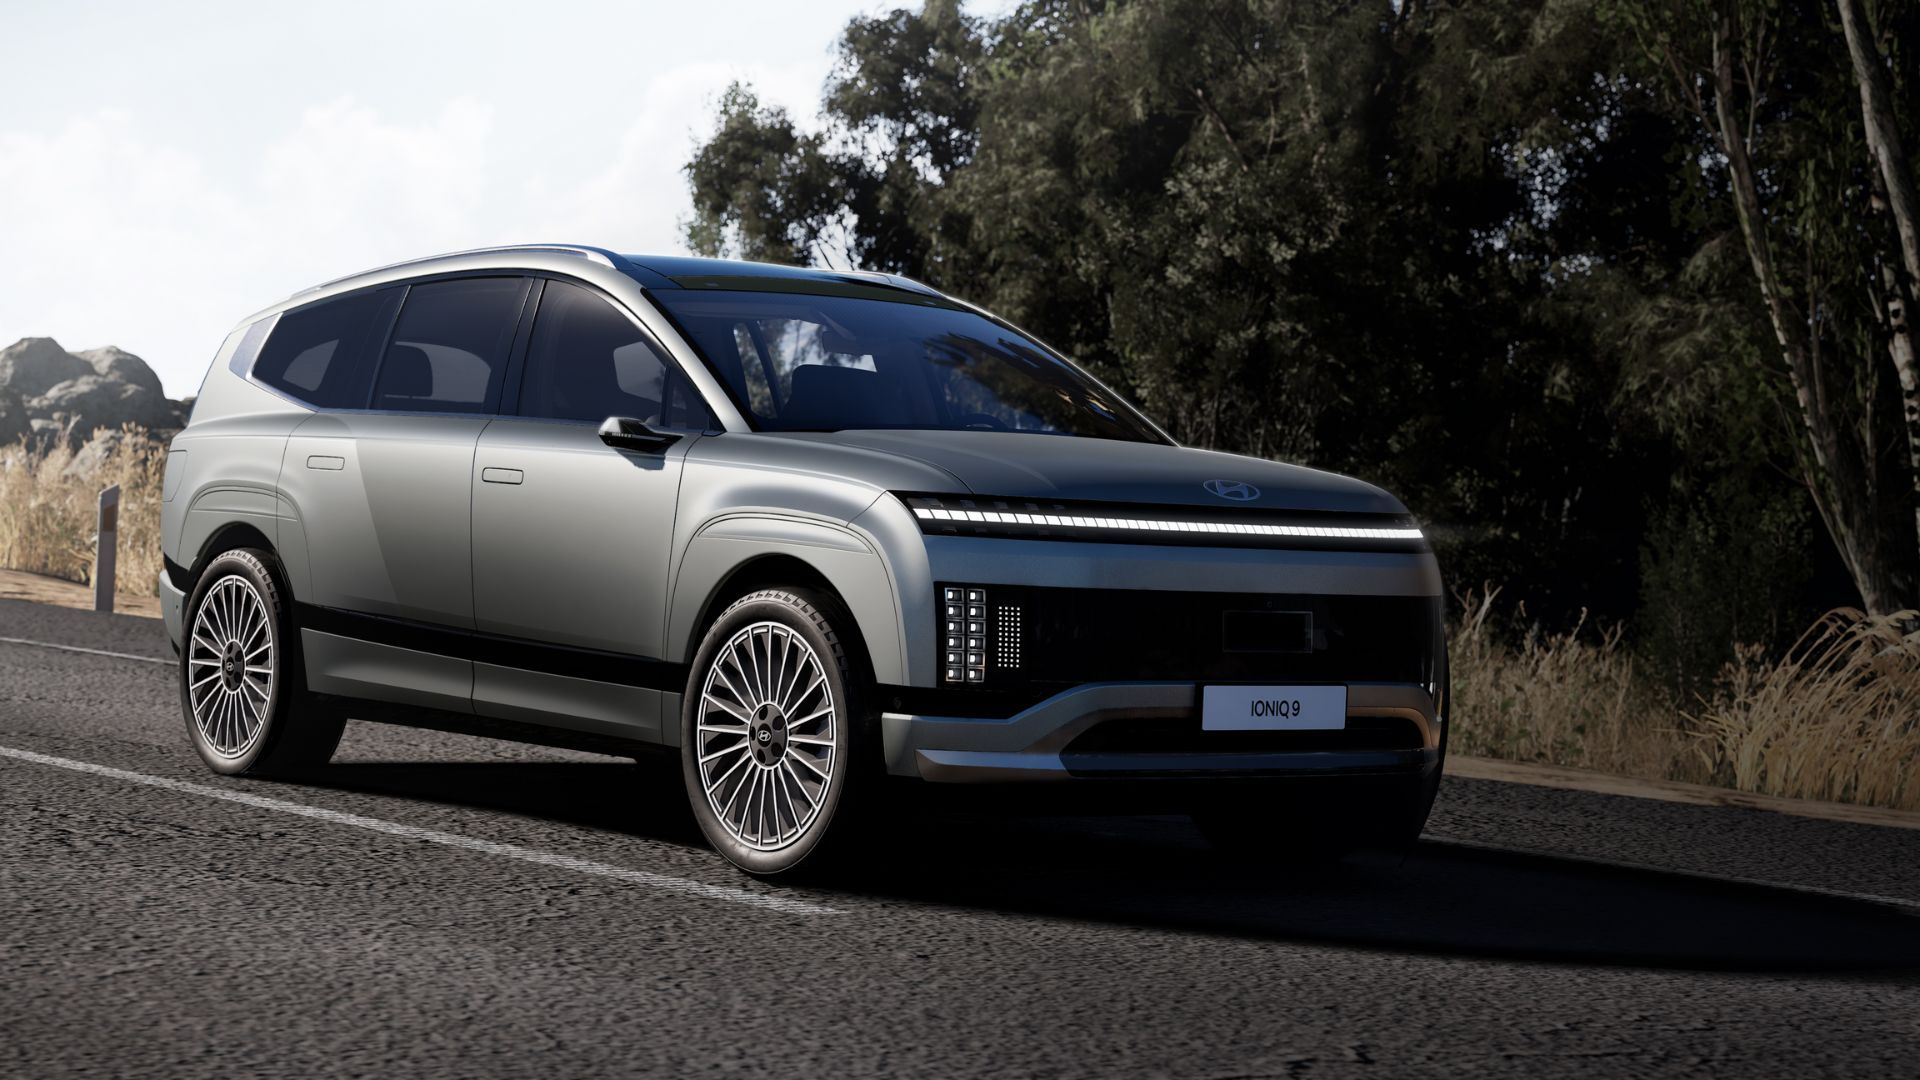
[281,275,531,712]
[469,278,713,742]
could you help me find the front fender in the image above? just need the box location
[667,513,909,686]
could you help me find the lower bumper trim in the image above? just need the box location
[915,745,1438,783]
[885,680,1441,783]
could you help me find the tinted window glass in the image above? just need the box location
[371,277,526,414]
[519,280,713,429]
[652,290,1164,442]
[251,288,394,408]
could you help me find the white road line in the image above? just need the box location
[0,744,838,917]
[0,636,173,666]
[1426,834,1920,912]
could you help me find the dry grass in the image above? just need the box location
[1689,609,1920,810]
[1448,587,1707,784]
[1450,587,1920,812]
[0,427,167,602]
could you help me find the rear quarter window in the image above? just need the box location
[249,288,398,408]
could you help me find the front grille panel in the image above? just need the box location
[919,585,1441,717]
[982,586,1437,685]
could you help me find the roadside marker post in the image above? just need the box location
[93,484,119,614]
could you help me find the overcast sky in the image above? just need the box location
[0,1,1011,398]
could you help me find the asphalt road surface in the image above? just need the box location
[3,597,1917,1078]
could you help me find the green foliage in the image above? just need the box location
[683,0,1920,656]
[683,85,841,265]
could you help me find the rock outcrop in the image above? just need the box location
[76,346,166,398]
[0,338,91,399]
[0,337,188,448]
[0,386,31,448]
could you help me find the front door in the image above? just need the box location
[470,278,714,742]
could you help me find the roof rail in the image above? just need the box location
[301,244,630,294]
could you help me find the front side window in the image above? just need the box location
[252,288,395,408]
[650,289,1164,442]
[517,280,713,429]
[371,277,527,414]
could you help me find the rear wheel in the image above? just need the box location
[681,588,870,876]
[180,549,344,776]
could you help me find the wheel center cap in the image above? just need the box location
[221,643,244,690]
[750,704,788,764]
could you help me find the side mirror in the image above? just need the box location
[597,415,681,452]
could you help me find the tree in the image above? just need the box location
[682,85,842,266]
[1836,0,1920,560]
[683,0,985,273]
[683,0,1891,635]
[1611,0,1920,613]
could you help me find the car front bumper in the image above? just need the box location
[881,681,1441,783]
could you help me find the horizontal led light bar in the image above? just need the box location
[915,506,1419,540]
[899,493,1426,551]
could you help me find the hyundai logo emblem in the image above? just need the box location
[1204,479,1260,502]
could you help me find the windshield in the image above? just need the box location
[648,289,1165,443]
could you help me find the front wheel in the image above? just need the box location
[180,549,345,776]
[681,588,870,876]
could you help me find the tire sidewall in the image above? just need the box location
[180,550,292,776]
[680,589,865,876]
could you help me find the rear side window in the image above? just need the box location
[251,288,395,408]
[371,277,528,414]
[518,280,714,429]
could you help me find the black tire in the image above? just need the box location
[680,587,874,876]
[179,549,345,776]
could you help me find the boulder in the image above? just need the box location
[75,346,165,398]
[0,386,29,448]
[0,337,90,398]
[28,417,63,450]
[28,374,178,441]
[0,338,190,446]
[63,426,152,477]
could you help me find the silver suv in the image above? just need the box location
[161,244,1447,875]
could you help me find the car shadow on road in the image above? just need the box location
[294,757,1920,975]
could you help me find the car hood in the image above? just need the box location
[772,430,1407,514]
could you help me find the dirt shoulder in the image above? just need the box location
[1449,754,1920,832]
[0,568,161,620]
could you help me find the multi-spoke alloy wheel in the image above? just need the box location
[178,548,344,776]
[695,620,838,851]
[187,573,275,759]
[683,588,868,876]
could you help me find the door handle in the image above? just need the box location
[481,467,524,485]
[306,455,345,471]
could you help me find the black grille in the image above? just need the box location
[990,586,1436,683]
[913,585,1441,716]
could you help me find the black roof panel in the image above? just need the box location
[620,255,950,304]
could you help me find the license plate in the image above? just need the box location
[1201,684,1347,731]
